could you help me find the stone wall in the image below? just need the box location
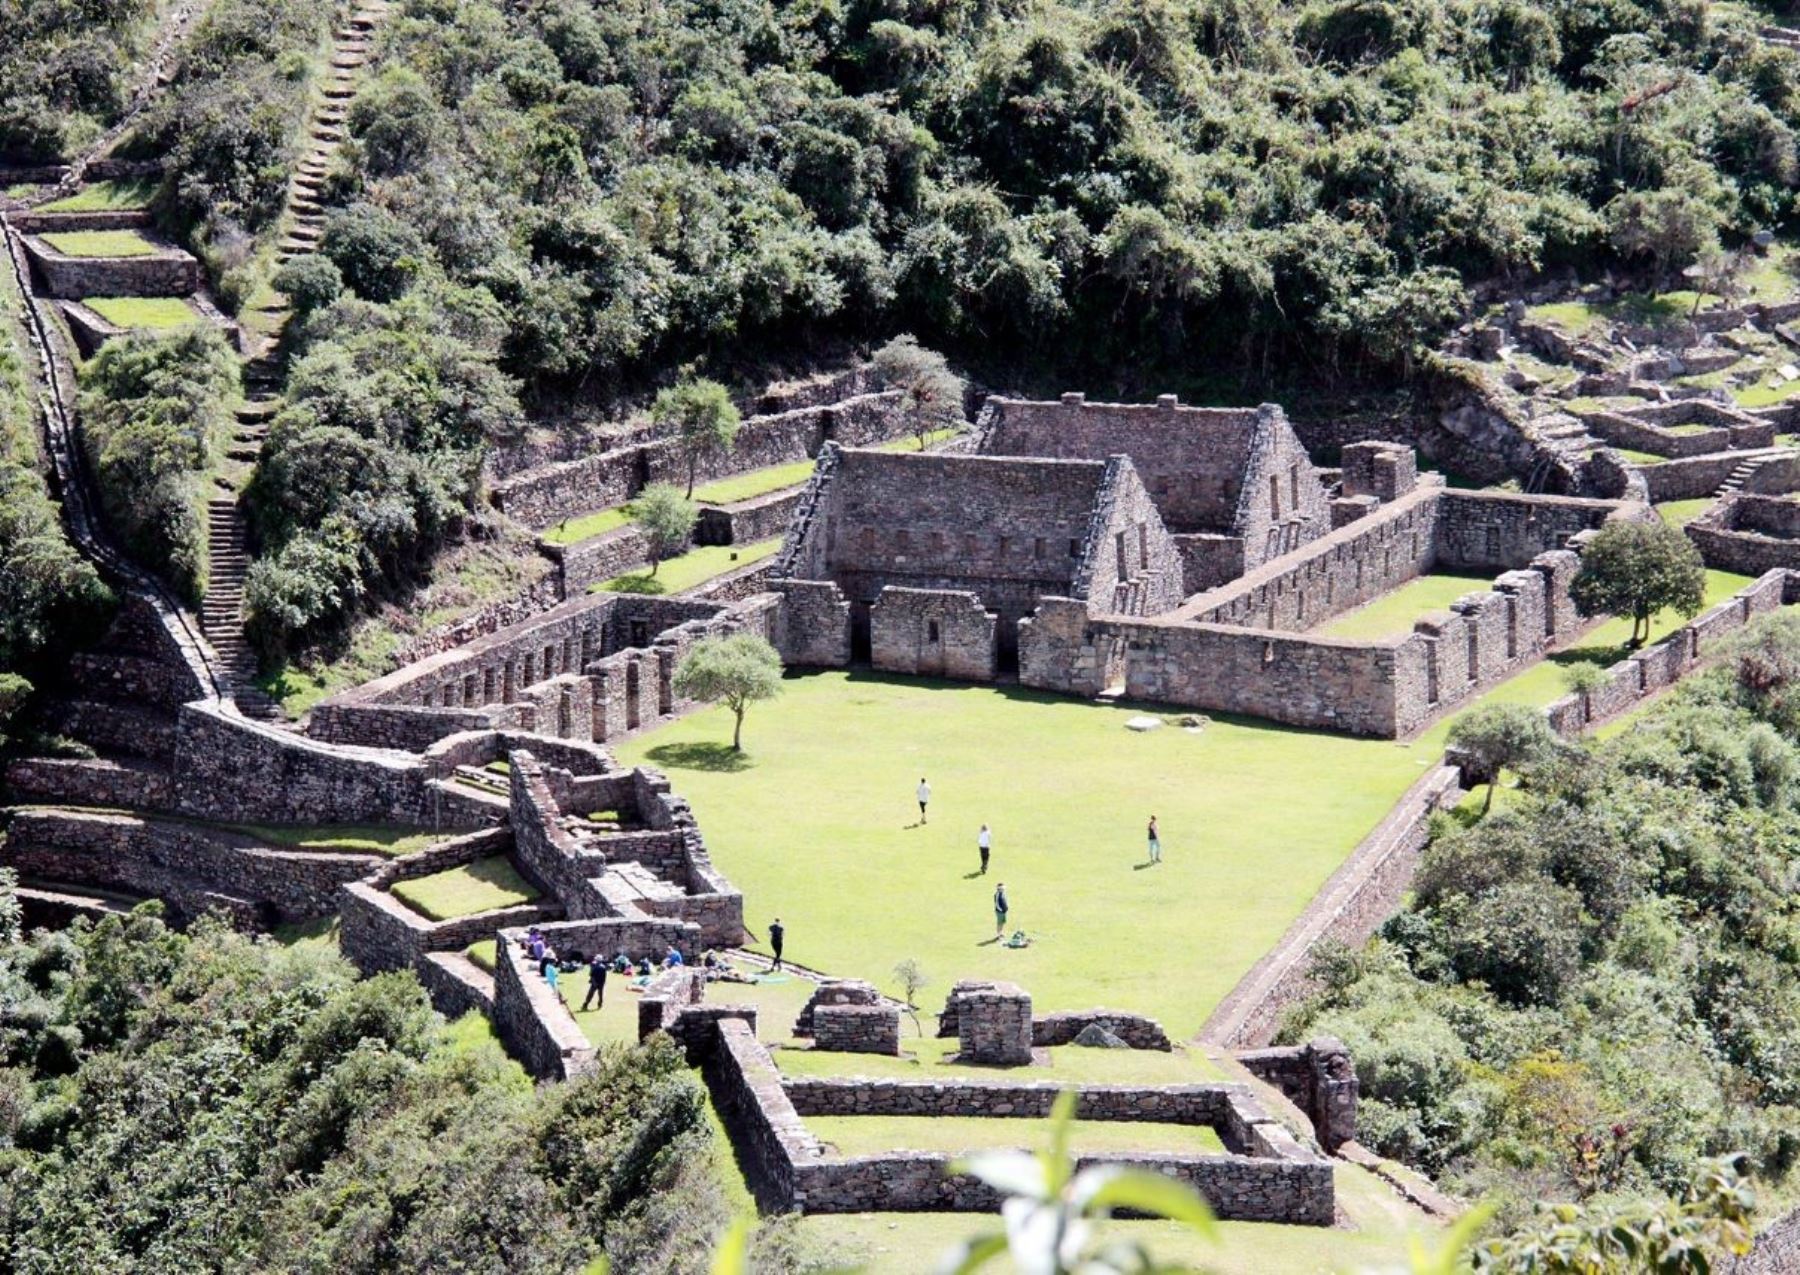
[956,981,1034,1064]
[548,525,655,593]
[793,979,882,1036]
[1639,450,1798,502]
[696,487,804,547]
[1074,455,1187,617]
[772,580,852,668]
[3,808,380,926]
[1542,570,1793,735]
[489,392,904,529]
[1686,498,1800,577]
[870,588,997,680]
[785,1077,1232,1124]
[23,234,200,298]
[812,1003,901,1055]
[1235,1038,1359,1151]
[706,1018,818,1211]
[1032,1009,1172,1051]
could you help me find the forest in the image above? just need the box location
[1280,613,1800,1229]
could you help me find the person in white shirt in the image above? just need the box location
[916,778,931,823]
[977,823,991,874]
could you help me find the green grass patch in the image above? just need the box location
[1311,571,1497,641]
[271,915,340,951]
[541,504,635,546]
[38,178,159,212]
[230,823,441,857]
[1612,447,1668,465]
[774,1033,1229,1085]
[807,1114,1226,1158]
[465,939,498,973]
[692,458,818,505]
[85,296,200,330]
[390,856,540,921]
[593,536,781,595]
[1663,422,1718,437]
[1656,498,1715,527]
[1734,377,1800,409]
[40,229,158,257]
[1529,300,1606,335]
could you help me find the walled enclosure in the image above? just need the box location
[1686,494,1800,577]
[772,446,1184,666]
[1018,483,1637,737]
[978,395,1331,590]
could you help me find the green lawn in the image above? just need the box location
[1664,422,1717,437]
[40,229,159,257]
[691,458,817,505]
[85,296,201,329]
[1311,571,1497,641]
[872,425,963,452]
[592,536,781,595]
[389,856,540,921]
[807,1113,1226,1158]
[617,673,1445,1035]
[465,939,498,972]
[776,1034,1230,1084]
[794,1157,1440,1274]
[1735,377,1800,409]
[542,505,635,546]
[1613,447,1668,465]
[230,823,443,857]
[1657,498,1716,527]
[38,178,159,212]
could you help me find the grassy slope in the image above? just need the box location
[37,178,159,212]
[1657,498,1716,526]
[1312,571,1498,641]
[41,229,158,257]
[230,823,442,857]
[84,296,200,329]
[389,856,540,921]
[593,536,781,595]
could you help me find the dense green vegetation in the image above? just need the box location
[1280,611,1800,1225]
[0,895,746,1273]
[0,0,158,164]
[319,0,1800,398]
[242,281,521,656]
[127,0,335,302]
[0,274,111,748]
[77,328,238,604]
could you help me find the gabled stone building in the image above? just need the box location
[770,446,1184,675]
[977,394,1330,590]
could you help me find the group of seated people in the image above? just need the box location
[510,928,741,1005]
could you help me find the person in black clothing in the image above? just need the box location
[582,950,608,1011]
[769,917,785,971]
[993,883,1009,939]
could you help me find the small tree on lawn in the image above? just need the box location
[632,483,697,578]
[873,334,964,449]
[1569,518,1706,648]
[653,377,740,497]
[673,634,783,751]
[893,957,929,1036]
[1447,702,1558,813]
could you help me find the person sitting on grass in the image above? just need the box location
[636,957,654,977]
[663,945,685,969]
[613,952,633,974]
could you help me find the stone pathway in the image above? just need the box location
[203,0,393,719]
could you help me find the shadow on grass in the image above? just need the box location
[642,741,755,773]
[594,573,668,595]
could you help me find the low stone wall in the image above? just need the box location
[697,487,804,547]
[1686,499,1800,577]
[794,979,882,1036]
[783,1078,1232,1125]
[1543,570,1794,734]
[417,952,494,1019]
[1581,409,1736,460]
[4,756,175,811]
[956,982,1034,1064]
[389,570,565,668]
[1640,450,1796,502]
[772,580,852,667]
[1032,1009,1171,1051]
[491,930,595,1081]
[23,234,200,298]
[707,1018,818,1211]
[1234,1038,1359,1151]
[548,525,654,593]
[813,1003,901,1055]
[491,392,904,530]
[1203,764,1464,1048]
[3,808,380,925]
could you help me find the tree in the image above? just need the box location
[1446,702,1557,812]
[652,378,740,497]
[272,254,343,318]
[893,958,929,1036]
[631,483,698,578]
[0,672,30,751]
[939,1089,1217,1274]
[873,334,964,449]
[1569,518,1706,647]
[672,634,782,751]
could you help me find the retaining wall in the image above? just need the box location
[22,234,200,298]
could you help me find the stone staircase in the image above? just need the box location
[1716,454,1776,498]
[202,496,277,718]
[1534,412,1600,460]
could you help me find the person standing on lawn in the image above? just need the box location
[993,882,1009,938]
[978,823,991,874]
[917,777,932,824]
[582,951,607,1011]
[769,917,785,971]
[1147,814,1161,865]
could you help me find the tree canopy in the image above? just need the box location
[672,633,784,749]
[1569,518,1707,645]
[633,483,699,575]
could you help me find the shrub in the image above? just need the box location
[322,203,427,302]
[272,254,344,316]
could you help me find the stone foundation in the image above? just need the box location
[812,1003,901,1055]
[1235,1038,1359,1151]
[954,981,1034,1065]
